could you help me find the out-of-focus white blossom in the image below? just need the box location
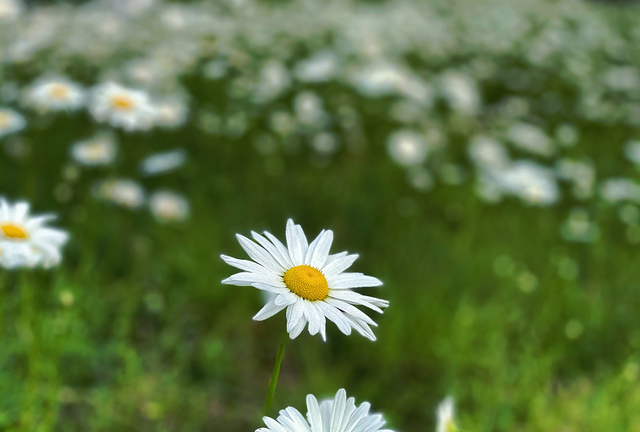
[440,71,480,115]
[600,178,640,204]
[140,149,187,176]
[387,130,429,167]
[507,123,554,157]
[294,50,340,82]
[148,190,190,223]
[93,179,146,209]
[0,108,26,138]
[90,82,156,131]
[560,208,600,243]
[71,132,118,167]
[23,76,85,113]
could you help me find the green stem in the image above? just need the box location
[264,336,287,416]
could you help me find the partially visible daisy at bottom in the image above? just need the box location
[0,198,69,269]
[221,219,389,341]
[436,397,457,432]
[148,190,190,223]
[257,389,394,432]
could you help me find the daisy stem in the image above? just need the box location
[264,336,286,415]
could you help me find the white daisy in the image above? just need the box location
[0,108,26,138]
[0,0,22,22]
[93,179,145,209]
[139,148,187,176]
[436,397,457,432]
[387,130,429,167]
[24,76,85,113]
[221,219,389,341]
[153,97,188,129]
[258,389,394,432]
[0,198,69,269]
[148,190,190,223]
[89,82,155,131]
[70,132,118,166]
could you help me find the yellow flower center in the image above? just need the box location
[110,95,135,111]
[283,265,329,301]
[0,113,9,127]
[50,84,70,100]
[1,224,28,239]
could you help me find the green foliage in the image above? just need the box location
[1,105,640,431]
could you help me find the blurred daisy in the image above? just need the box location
[387,130,429,167]
[70,132,117,166]
[154,97,188,129]
[89,82,155,131]
[257,388,394,432]
[436,397,457,432]
[0,0,22,22]
[148,190,190,223]
[0,198,69,269]
[93,179,145,209]
[0,108,26,138]
[221,219,389,341]
[139,148,186,176]
[24,77,85,113]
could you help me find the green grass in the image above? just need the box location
[1,73,640,432]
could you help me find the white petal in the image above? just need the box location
[295,224,309,257]
[328,290,388,313]
[287,300,305,333]
[329,389,347,432]
[286,219,304,265]
[304,300,322,336]
[264,417,289,432]
[12,202,30,222]
[303,229,325,265]
[345,403,371,432]
[284,407,312,432]
[324,298,377,326]
[252,231,293,270]
[222,272,286,287]
[263,231,294,268]
[237,234,285,273]
[25,214,56,230]
[316,301,352,335]
[253,300,287,321]
[343,313,376,341]
[221,254,272,274]
[289,315,307,339]
[324,251,348,266]
[327,273,383,289]
[275,292,299,306]
[309,230,333,269]
[252,283,289,294]
[306,395,324,432]
[321,254,358,278]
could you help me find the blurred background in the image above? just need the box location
[2,0,640,430]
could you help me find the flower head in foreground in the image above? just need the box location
[0,198,69,269]
[436,397,457,432]
[221,219,388,340]
[257,388,394,432]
